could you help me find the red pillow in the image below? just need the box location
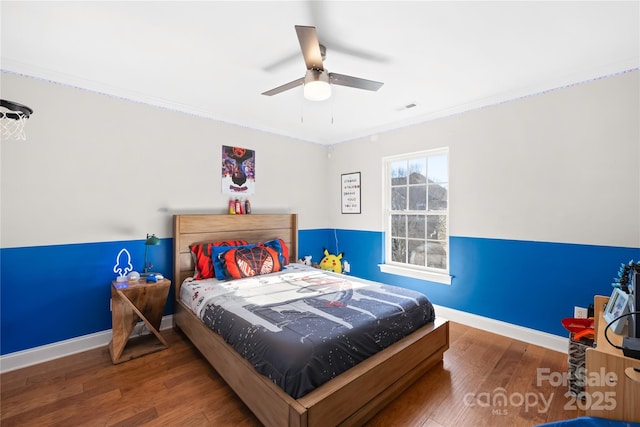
[190,239,248,280]
[221,245,282,279]
[276,238,289,265]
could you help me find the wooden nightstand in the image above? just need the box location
[108,277,171,364]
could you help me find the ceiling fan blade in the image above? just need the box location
[306,1,389,64]
[262,77,305,96]
[295,25,324,70]
[329,73,384,91]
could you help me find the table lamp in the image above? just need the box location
[143,233,160,275]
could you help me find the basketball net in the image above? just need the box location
[1,108,28,141]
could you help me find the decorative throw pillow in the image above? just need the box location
[221,245,282,279]
[211,243,256,280]
[190,239,248,280]
[260,238,290,266]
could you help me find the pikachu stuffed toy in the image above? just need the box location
[319,249,344,274]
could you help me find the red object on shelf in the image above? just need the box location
[561,317,594,333]
[572,328,594,340]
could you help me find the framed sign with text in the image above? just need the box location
[341,172,361,214]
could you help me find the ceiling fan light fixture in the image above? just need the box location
[304,69,331,101]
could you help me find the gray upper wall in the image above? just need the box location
[327,71,639,248]
[1,70,639,249]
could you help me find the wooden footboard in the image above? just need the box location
[175,300,448,427]
[175,301,307,426]
[173,214,450,426]
[300,317,448,426]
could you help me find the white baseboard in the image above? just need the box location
[0,315,174,374]
[433,304,569,353]
[1,309,569,374]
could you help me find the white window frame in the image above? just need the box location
[379,148,451,285]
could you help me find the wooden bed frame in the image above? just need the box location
[173,214,449,427]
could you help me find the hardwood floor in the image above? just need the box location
[1,322,584,426]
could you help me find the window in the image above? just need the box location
[379,148,450,284]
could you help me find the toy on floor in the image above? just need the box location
[319,249,344,274]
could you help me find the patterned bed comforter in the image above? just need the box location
[180,264,436,398]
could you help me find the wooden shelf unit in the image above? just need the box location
[585,295,640,422]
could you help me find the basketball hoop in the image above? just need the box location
[1,99,33,141]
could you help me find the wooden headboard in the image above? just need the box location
[173,214,298,289]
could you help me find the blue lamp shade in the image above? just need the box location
[143,233,160,273]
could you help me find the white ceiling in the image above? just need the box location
[1,1,638,145]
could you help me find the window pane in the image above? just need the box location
[385,150,448,275]
[391,214,406,237]
[428,183,448,211]
[427,215,447,240]
[427,154,448,184]
[408,240,425,266]
[408,158,426,184]
[407,215,425,239]
[426,241,447,269]
[391,187,407,211]
[391,238,406,263]
[408,185,426,210]
[391,160,407,185]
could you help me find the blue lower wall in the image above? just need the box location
[1,240,173,355]
[305,229,640,338]
[2,229,638,355]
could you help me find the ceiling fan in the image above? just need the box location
[262,25,384,102]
